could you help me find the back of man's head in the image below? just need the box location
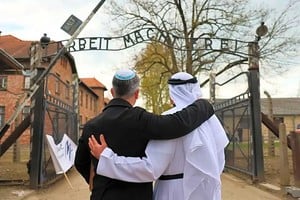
[112,69,140,98]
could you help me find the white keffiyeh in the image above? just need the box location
[168,72,229,200]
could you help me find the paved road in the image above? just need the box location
[0,168,290,200]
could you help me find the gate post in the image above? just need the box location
[290,131,300,187]
[72,76,80,142]
[248,40,265,182]
[279,123,290,186]
[29,68,46,189]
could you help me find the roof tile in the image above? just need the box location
[80,78,107,90]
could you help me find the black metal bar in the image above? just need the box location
[0,124,10,139]
[29,69,45,189]
[215,72,248,86]
[248,41,264,182]
[0,115,31,156]
[261,112,291,149]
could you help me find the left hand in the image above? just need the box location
[88,134,107,159]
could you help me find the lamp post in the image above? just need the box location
[28,34,50,189]
[248,22,268,70]
[248,22,268,182]
[40,33,50,49]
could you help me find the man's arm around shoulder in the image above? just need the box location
[142,98,214,139]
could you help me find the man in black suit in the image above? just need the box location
[75,69,214,200]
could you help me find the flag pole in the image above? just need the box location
[64,172,74,189]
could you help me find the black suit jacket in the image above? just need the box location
[75,98,214,200]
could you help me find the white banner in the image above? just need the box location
[46,134,77,174]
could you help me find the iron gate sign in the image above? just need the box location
[60,28,249,55]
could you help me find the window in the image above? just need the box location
[0,76,7,90]
[94,99,97,112]
[0,106,5,127]
[65,81,70,99]
[90,96,93,110]
[79,115,82,125]
[80,90,83,106]
[55,74,61,94]
[296,124,300,132]
[85,94,88,108]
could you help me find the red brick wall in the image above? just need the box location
[1,55,106,145]
[0,74,31,144]
[46,56,74,105]
[79,86,99,127]
[91,87,106,112]
[43,56,76,136]
[0,56,77,145]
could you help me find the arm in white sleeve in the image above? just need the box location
[96,139,177,182]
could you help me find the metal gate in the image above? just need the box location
[211,64,264,181]
[29,69,78,188]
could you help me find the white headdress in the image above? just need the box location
[167,72,229,200]
[168,72,202,109]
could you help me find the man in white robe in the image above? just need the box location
[89,72,229,200]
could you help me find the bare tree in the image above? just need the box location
[106,0,300,109]
[109,0,298,68]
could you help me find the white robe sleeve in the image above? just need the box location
[96,139,177,182]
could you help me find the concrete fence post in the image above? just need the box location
[290,131,300,187]
[279,123,290,186]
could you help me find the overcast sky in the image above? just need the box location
[1,0,299,99]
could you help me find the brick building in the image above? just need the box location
[0,34,79,145]
[79,78,107,129]
[0,48,29,143]
[0,34,107,147]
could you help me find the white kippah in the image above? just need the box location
[114,69,136,80]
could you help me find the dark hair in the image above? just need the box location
[112,73,140,98]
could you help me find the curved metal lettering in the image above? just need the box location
[58,27,249,56]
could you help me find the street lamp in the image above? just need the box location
[248,22,268,181]
[39,33,50,63]
[256,22,268,41]
[249,22,268,70]
[40,33,50,49]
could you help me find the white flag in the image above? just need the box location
[46,134,77,174]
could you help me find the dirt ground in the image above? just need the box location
[0,143,297,199]
[0,159,287,186]
[264,147,295,187]
[1,146,294,186]
[0,168,290,200]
